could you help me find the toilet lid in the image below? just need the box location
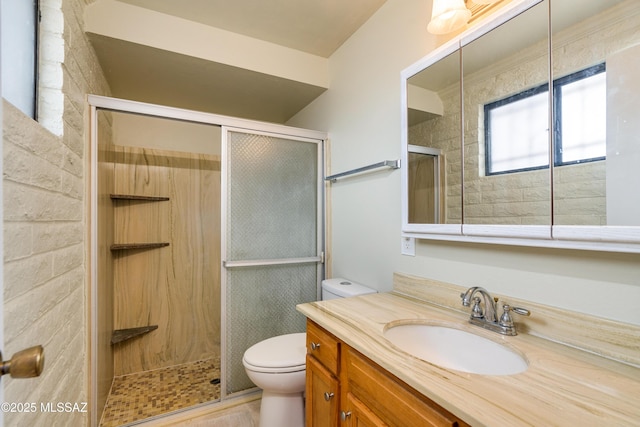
[243,333,306,372]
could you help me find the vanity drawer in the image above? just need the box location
[307,319,340,374]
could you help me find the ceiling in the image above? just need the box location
[86,0,388,123]
[117,0,387,58]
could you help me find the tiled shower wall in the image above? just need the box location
[109,145,221,376]
[2,0,111,425]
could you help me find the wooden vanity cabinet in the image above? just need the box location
[306,319,470,427]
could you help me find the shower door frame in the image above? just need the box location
[88,94,326,426]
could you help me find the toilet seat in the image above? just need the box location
[243,332,306,373]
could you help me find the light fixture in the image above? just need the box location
[427,0,472,35]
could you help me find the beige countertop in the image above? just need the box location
[297,291,640,426]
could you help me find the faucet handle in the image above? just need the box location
[471,297,484,319]
[460,292,469,305]
[499,304,531,328]
[510,306,531,317]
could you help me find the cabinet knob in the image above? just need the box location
[324,391,334,401]
[310,342,321,350]
[340,411,352,421]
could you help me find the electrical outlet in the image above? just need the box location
[401,236,415,256]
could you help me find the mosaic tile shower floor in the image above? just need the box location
[100,357,221,427]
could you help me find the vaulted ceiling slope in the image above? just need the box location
[85,0,387,123]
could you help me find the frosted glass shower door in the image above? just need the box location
[222,128,323,395]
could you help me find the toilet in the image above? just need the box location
[242,278,376,427]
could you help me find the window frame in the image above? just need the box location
[484,83,549,176]
[552,62,606,167]
[484,62,606,176]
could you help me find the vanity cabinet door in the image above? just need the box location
[306,354,339,427]
[342,392,387,427]
[343,346,469,427]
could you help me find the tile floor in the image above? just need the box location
[100,357,221,427]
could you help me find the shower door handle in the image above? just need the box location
[223,256,322,268]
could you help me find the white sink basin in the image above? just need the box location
[383,323,528,375]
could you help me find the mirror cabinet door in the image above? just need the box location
[461,0,551,227]
[407,50,462,226]
[551,0,640,227]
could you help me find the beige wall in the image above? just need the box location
[3,0,110,425]
[288,0,640,326]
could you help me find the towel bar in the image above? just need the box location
[325,159,400,182]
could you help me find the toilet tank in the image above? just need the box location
[321,278,377,300]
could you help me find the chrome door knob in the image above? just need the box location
[1,345,45,378]
[310,342,321,350]
[324,391,334,401]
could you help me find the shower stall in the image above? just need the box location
[89,95,325,426]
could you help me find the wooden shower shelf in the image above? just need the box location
[110,242,170,251]
[111,325,159,345]
[110,194,170,201]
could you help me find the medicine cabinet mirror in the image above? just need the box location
[401,0,640,252]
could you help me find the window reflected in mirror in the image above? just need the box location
[484,85,549,175]
[484,63,606,176]
[553,64,606,166]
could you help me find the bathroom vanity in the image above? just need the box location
[298,273,640,426]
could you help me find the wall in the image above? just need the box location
[288,0,640,326]
[3,0,110,425]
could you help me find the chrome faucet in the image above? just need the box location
[460,287,530,336]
